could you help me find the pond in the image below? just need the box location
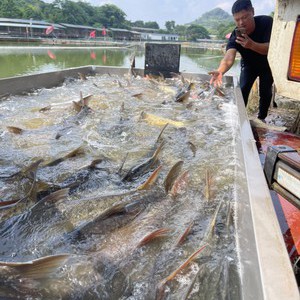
[0,45,240,79]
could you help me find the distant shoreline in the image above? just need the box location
[0,37,224,50]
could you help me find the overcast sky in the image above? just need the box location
[44,0,275,28]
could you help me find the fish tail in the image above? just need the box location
[0,254,69,280]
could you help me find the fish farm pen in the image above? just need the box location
[0,66,298,299]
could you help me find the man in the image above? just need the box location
[209,0,273,120]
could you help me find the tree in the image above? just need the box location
[131,20,145,28]
[174,25,188,40]
[216,22,235,39]
[0,0,23,18]
[186,24,210,41]
[165,20,175,32]
[95,4,127,28]
[144,21,159,29]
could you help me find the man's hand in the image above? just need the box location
[236,33,253,49]
[236,34,270,55]
[208,71,223,87]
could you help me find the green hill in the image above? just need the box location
[189,8,233,35]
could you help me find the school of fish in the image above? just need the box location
[0,65,242,299]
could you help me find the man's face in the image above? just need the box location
[233,8,255,34]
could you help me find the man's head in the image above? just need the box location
[232,0,255,34]
[232,0,253,15]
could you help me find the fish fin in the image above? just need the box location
[22,159,44,177]
[137,165,162,190]
[82,94,93,106]
[7,126,23,134]
[0,199,20,207]
[163,161,184,193]
[170,170,189,198]
[118,153,129,175]
[206,201,223,239]
[46,146,85,167]
[156,123,168,143]
[188,141,197,157]
[72,100,82,113]
[175,220,194,246]
[39,188,69,205]
[64,146,85,159]
[137,228,171,247]
[39,105,51,112]
[151,140,165,162]
[0,254,69,280]
[89,158,103,169]
[160,244,208,285]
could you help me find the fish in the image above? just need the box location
[31,189,69,211]
[44,146,85,167]
[55,93,92,139]
[250,118,287,132]
[141,112,184,128]
[122,141,164,182]
[35,158,103,199]
[72,91,93,113]
[215,87,225,97]
[78,72,87,81]
[175,82,195,102]
[65,161,184,243]
[0,160,42,220]
[68,198,143,242]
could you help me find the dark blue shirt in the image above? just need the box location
[226,15,273,68]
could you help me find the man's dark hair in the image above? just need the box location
[232,0,253,14]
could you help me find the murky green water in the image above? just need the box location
[0,45,240,79]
